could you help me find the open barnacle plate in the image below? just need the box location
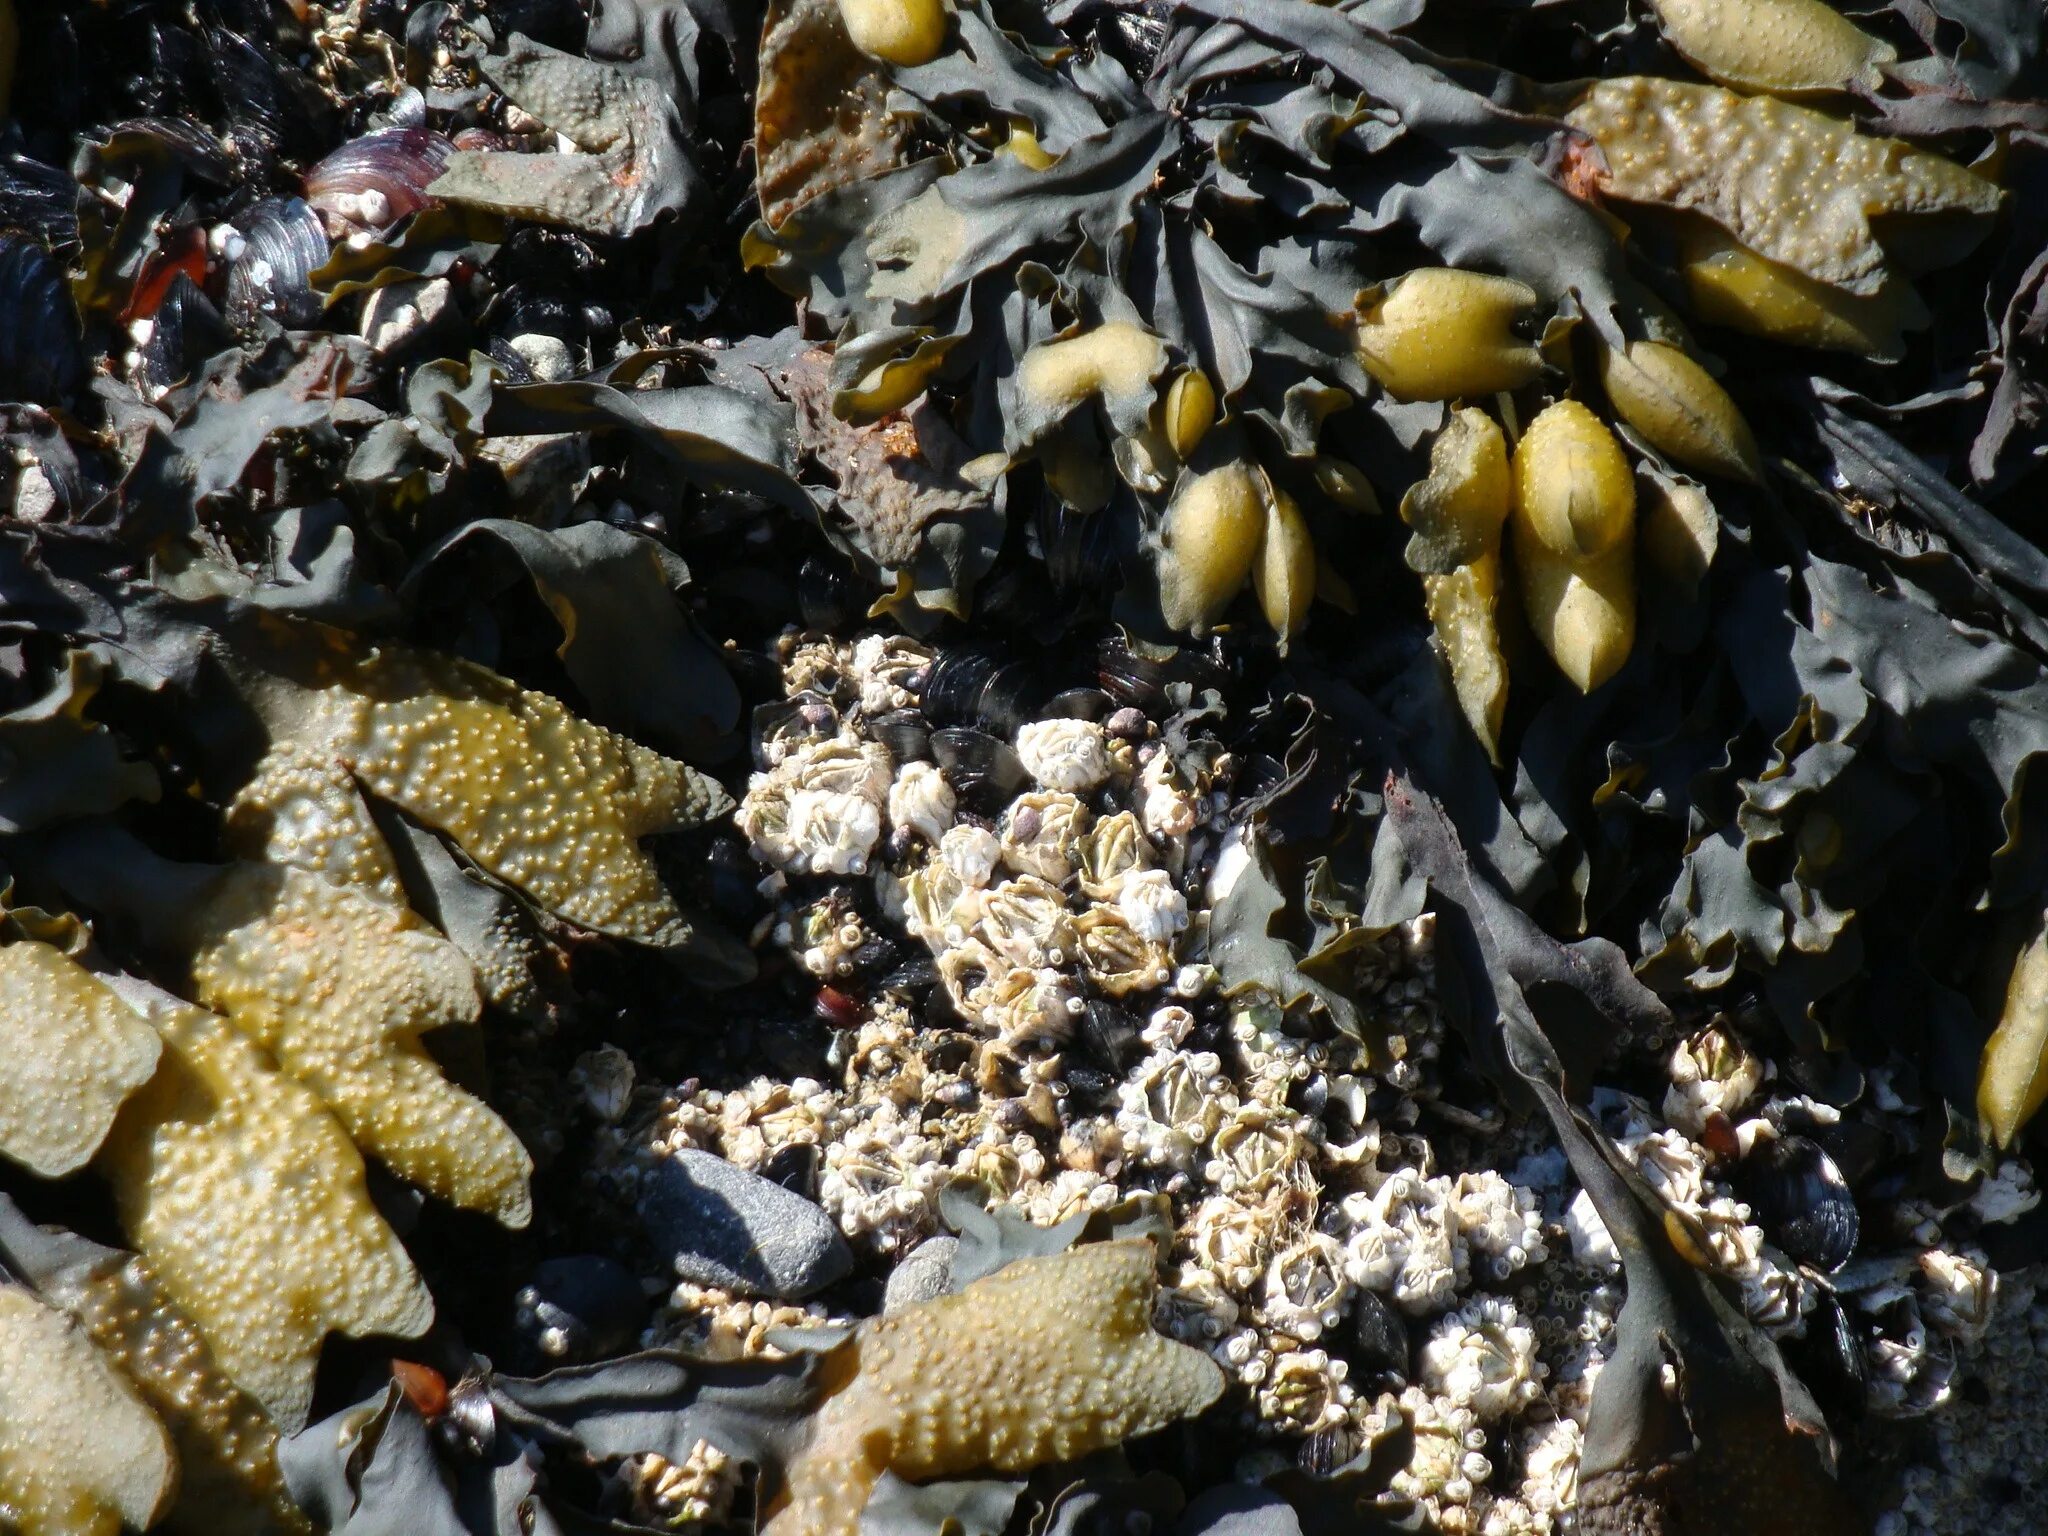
[2,0,2048,1533]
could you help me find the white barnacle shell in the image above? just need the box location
[1516,1415,1583,1519]
[1257,1233,1354,1341]
[1417,1296,1545,1422]
[1076,811,1158,901]
[1862,1296,1956,1417]
[1342,1174,1463,1315]
[979,966,1078,1047]
[1662,1022,1765,1136]
[1205,1104,1313,1197]
[1448,1171,1548,1282]
[1187,1193,1280,1292]
[851,633,934,716]
[998,791,1090,882]
[887,761,956,845]
[1074,908,1176,997]
[1117,1047,1231,1168]
[901,855,970,947]
[784,787,884,875]
[1970,1160,2041,1225]
[1155,1264,1241,1343]
[1137,751,1199,842]
[1563,1189,1620,1271]
[1259,1347,1352,1435]
[969,876,1076,970]
[1695,1198,1810,1331]
[1118,868,1189,942]
[1620,1127,1709,1208]
[740,738,891,875]
[1015,718,1113,793]
[938,823,1002,889]
[1392,1385,1486,1507]
[1917,1249,1995,1345]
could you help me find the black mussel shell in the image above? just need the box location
[0,153,79,252]
[870,708,932,765]
[1043,685,1114,722]
[510,1255,648,1369]
[1786,1289,1868,1423]
[1080,998,1144,1073]
[761,1142,824,1201]
[797,554,870,631]
[1346,1288,1409,1381]
[876,955,938,996]
[223,196,330,331]
[138,272,232,391]
[1733,1133,1860,1272]
[1098,632,1228,707]
[304,127,456,234]
[923,642,1042,736]
[929,726,1027,814]
[0,233,86,404]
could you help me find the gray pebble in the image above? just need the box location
[640,1150,852,1300]
[883,1235,959,1313]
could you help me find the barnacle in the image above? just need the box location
[1647,0,1896,95]
[1596,338,1760,484]
[1355,269,1544,403]
[1157,464,1264,635]
[1402,409,1513,760]
[1567,77,2000,296]
[248,645,730,947]
[762,1241,1223,1536]
[0,1286,175,1536]
[100,998,434,1430]
[0,940,159,1178]
[1675,219,1928,358]
[1511,401,1637,691]
[837,0,950,67]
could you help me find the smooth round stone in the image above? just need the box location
[882,1235,959,1313]
[640,1149,852,1300]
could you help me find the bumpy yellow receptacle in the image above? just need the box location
[1356,269,1544,402]
[1512,402,1636,690]
[1158,464,1263,634]
[1164,369,1217,458]
[1402,409,1514,760]
[1511,400,1635,559]
[1598,338,1761,484]
[837,0,949,66]
[1648,0,1895,95]
[1676,223,1926,361]
[1253,488,1316,650]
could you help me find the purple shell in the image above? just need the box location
[303,128,456,232]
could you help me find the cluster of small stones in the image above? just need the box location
[558,627,2046,1534]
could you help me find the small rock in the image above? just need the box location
[641,1150,852,1300]
[882,1235,958,1313]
